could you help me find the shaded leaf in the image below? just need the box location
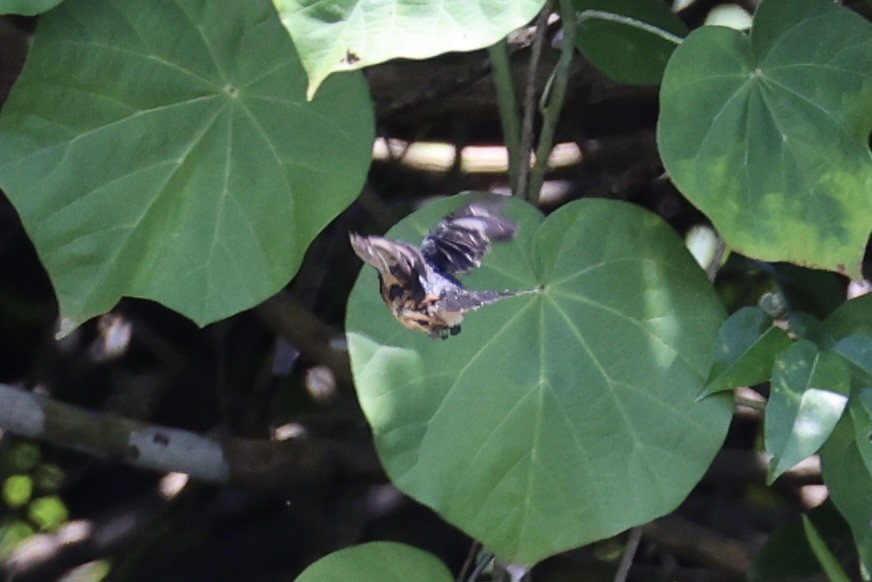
[818,295,872,351]
[276,0,546,99]
[833,334,872,384]
[0,0,374,331]
[820,414,872,575]
[573,0,686,85]
[700,305,791,398]
[658,0,872,277]
[849,389,872,477]
[766,340,850,482]
[295,542,452,582]
[751,501,855,582]
[802,515,852,582]
[347,195,730,565]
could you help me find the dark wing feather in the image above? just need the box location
[420,200,517,276]
[349,233,427,299]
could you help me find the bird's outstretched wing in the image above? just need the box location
[420,200,516,276]
[348,233,427,300]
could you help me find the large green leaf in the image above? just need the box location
[275,0,546,99]
[346,194,730,565]
[700,305,791,398]
[0,0,65,15]
[295,542,452,582]
[765,340,850,483]
[0,0,374,331]
[658,0,872,278]
[573,0,687,86]
[820,414,872,575]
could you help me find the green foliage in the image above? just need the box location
[0,518,34,560]
[0,0,374,332]
[2,475,33,508]
[27,495,69,531]
[802,515,851,582]
[573,0,687,85]
[701,306,791,398]
[0,0,868,575]
[765,341,850,482]
[0,0,64,15]
[821,414,872,575]
[276,0,546,98]
[347,194,730,565]
[751,502,855,581]
[658,0,872,277]
[295,541,452,581]
[710,295,871,572]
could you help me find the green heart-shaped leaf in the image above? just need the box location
[0,0,374,330]
[346,194,730,565]
[658,0,872,277]
[275,0,546,98]
[0,0,65,15]
[295,542,452,582]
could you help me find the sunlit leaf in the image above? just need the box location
[296,542,452,582]
[347,194,730,565]
[277,0,546,99]
[2,475,32,509]
[27,495,68,531]
[658,0,872,277]
[766,340,850,482]
[0,0,374,331]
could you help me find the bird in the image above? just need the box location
[349,200,538,339]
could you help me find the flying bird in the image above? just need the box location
[349,200,538,339]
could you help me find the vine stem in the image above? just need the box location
[487,39,523,195]
[517,0,553,201]
[577,10,684,45]
[526,0,577,204]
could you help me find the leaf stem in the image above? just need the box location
[577,10,684,45]
[527,0,577,204]
[517,1,553,201]
[467,550,494,582]
[487,39,523,196]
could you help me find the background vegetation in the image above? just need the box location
[0,0,869,580]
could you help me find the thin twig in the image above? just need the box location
[457,540,482,582]
[517,0,553,200]
[487,40,523,195]
[528,0,577,204]
[468,550,495,581]
[613,527,643,582]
